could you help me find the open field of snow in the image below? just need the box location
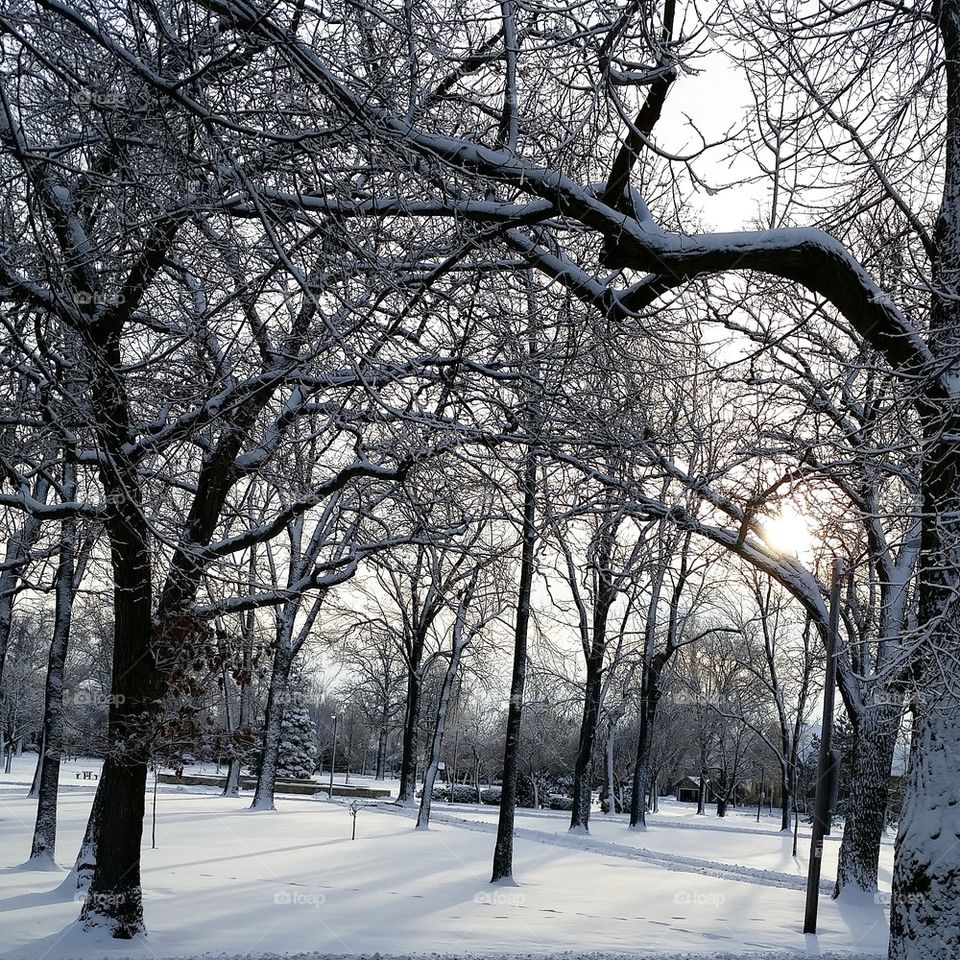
[0,757,890,960]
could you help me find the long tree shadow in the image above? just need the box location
[0,883,80,913]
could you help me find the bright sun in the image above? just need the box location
[761,505,814,557]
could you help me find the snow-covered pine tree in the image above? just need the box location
[276,673,317,781]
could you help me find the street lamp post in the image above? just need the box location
[329,712,339,800]
[803,557,843,934]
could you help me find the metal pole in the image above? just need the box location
[329,713,339,799]
[803,557,842,934]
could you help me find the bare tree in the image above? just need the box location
[28,456,94,865]
[724,575,818,832]
[542,487,645,832]
[416,556,507,828]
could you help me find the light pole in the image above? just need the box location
[803,557,843,934]
[329,712,339,799]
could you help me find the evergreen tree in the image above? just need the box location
[277,674,318,780]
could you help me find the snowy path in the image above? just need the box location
[422,804,894,894]
[378,804,834,893]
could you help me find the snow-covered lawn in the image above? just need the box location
[0,757,890,960]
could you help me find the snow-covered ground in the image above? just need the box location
[0,756,890,960]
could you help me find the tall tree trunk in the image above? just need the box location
[250,644,294,811]
[629,657,663,828]
[29,481,79,865]
[491,459,536,883]
[344,714,354,783]
[28,731,44,799]
[81,757,148,936]
[890,691,960,959]
[833,670,908,893]
[417,600,471,830]
[780,758,792,833]
[224,608,255,798]
[250,589,324,808]
[889,426,960,956]
[568,523,615,833]
[58,768,108,896]
[629,529,689,830]
[398,665,423,805]
[569,655,603,832]
[222,681,240,797]
[888,554,960,954]
[79,452,156,937]
[0,581,14,709]
[376,704,389,780]
[604,720,617,814]
[889,3,960,955]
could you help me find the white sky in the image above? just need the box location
[656,48,767,231]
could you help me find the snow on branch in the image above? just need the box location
[224,190,557,226]
[191,0,937,406]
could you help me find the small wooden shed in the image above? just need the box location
[675,775,708,803]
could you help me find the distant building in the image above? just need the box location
[675,775,716,803]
